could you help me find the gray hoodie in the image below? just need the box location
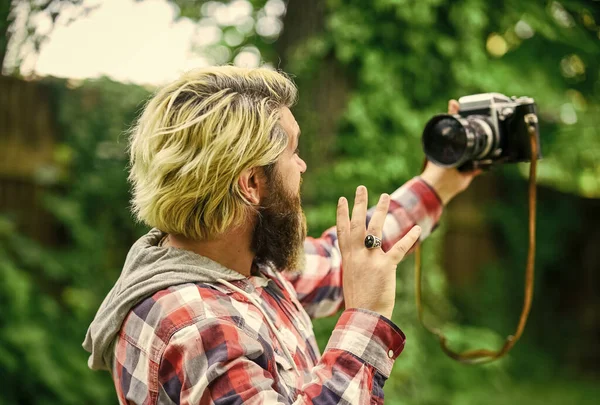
[82,228,247,371]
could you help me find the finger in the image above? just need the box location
[366,193,390,238]
[336,197,350,252]
[448,99,459,114]
[350,186,368,245]
[388,225,422,263]
[459,168,484,177]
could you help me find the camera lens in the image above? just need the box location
[422,116,468,166]
[422,114,496,167]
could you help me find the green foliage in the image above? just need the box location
[0,76,151,404]
[2,0,90,73]
[0,225,115,405]
[168,0,283,66]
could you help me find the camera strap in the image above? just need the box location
[415,113,539,364]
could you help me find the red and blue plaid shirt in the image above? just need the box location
[112,177,443,404]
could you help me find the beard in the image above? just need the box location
[250,169,307,272]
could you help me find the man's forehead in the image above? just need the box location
[280,107,300,137]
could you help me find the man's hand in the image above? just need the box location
[336,186,422,319]
[420,99,481,205]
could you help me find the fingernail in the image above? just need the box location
[356,186,364,196]
[380,193,389,202]
[338,197,346,205]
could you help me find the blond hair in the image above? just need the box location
[128,66,298,240]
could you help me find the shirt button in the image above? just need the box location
[388,349,394,358]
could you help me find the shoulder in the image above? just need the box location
[123,283,247,344]
[118,282,265,359]
[113,283,261,404]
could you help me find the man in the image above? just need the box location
[83,66,477,404]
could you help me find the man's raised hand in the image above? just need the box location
[337,186,421,319]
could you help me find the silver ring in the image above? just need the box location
[364,234,382,249]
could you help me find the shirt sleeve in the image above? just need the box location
[157,309,405,405]
[283,177,444,319]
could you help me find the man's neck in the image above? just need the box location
[164,226,255,277]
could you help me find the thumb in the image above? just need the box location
[448,99,459,114]
[388,226,421,263]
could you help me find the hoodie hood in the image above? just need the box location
[82,228,246,371]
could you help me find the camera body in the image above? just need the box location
[422,93,542,170]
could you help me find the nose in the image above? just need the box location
[298,156,307,174]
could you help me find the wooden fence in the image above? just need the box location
[0,75,57,244]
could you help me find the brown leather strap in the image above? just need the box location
[415,114,539,364]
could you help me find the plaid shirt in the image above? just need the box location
[112,178,443,404]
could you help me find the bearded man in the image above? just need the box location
[83,66,477,404]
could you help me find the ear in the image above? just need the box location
[238,167,266,205]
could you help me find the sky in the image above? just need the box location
[20,0,224,86]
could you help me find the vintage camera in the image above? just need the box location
[422,93,542,170]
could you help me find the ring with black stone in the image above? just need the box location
[364,234,382,249]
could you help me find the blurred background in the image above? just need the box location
[1,0,599,404]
